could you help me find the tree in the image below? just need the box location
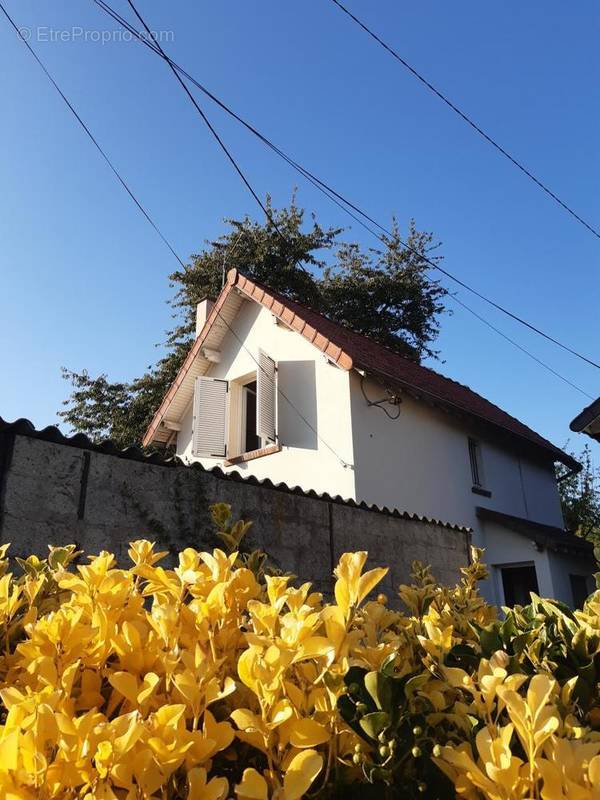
[320,220,446,360]
[60,197,447,447]
[558,444,600,544]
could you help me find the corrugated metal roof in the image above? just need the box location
[0,416,471,531]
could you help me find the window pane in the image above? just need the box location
[244,383,260,453]
[468,438,481,486]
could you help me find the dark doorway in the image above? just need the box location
[570,574,589,609]
[501,564,539,607]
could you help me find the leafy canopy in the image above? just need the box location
[60,197,447,447]
[558,443,600,546]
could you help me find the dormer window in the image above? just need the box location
[191,349,278,462]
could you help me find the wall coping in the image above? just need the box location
[0,416,472,533]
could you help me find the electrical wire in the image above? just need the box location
[0,1,186,270]
[328,0,600,242]
[124,0,310,276]
[449,295,593,399]
[2,0,593,430]
[0,0,349,464]
[90,0,600,373]
[360,375,402,420]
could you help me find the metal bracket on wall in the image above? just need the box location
[360,375,402,420]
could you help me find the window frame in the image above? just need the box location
[241,379,263,455]
[499,562,539,607]
[227,371,272,459]
[468,437,491,496]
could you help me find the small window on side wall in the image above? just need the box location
[468,437,491,497]
[468,437,482,486]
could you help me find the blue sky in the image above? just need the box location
[1,0,598,462]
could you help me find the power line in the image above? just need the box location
[90,0,600,374]
[2,1,593,407]
[124,0,310,276]
[328,0,600,242]
[0,1,186,270]
[450,295,593,400]
[0,2,348,465]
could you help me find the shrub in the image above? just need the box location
[0,506,598,799]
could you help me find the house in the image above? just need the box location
[144,268,595,607]
[570,398,600,442]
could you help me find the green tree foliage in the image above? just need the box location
[558,444,600,545]
[60,198,447,447]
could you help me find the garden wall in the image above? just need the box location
[0,420,471,596]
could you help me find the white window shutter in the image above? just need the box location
[257,350,276,443]
[192,377,228,457]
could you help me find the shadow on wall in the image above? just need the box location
[277,360,318,450]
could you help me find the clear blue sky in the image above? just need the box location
[1,0,598,462]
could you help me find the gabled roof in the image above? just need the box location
[143,268,579,470]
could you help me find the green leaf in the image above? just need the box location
[478,624,503,656]
[364,671,392,711]
[404,672,429,698]
[359,711,390,740]
[343,666,369,690]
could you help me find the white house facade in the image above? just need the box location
[144,269,595,608]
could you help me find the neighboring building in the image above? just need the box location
[570,398,600,443]
[144,268,594,607]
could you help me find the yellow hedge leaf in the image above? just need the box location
[283,749,323,800]
[288,718,330,748]
[235,767,269,799]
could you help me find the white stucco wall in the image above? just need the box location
[546,550,596,607]
[481,521,554,602]
[175,309,586,606]
[176,300,355,499]
[347,372,576,603]
[348,373,563,529]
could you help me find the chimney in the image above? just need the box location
[196,298,215,337]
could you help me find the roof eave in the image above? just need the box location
[361,365,580,472]
[142,268,355,446]
[570,397,600,443]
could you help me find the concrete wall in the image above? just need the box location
[0,433,470,598]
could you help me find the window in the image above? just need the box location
[242,380,261,453]
[501,564,539,607]
[468,437,483,487]
[570,574,589,609]
[191,349,277,460]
